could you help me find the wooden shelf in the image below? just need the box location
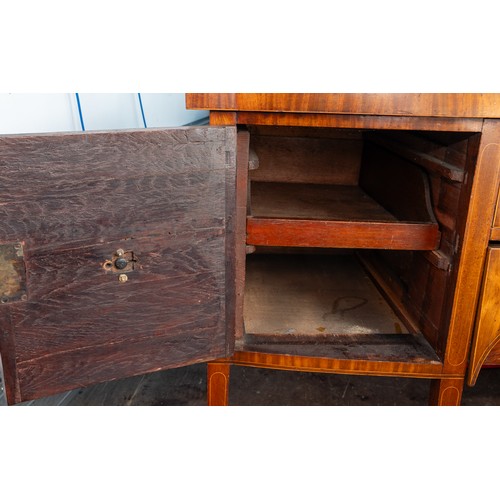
[243,254,441,365]
[247,182,440,250]
[245,253,407,337]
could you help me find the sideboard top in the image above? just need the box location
[186,93,500,119]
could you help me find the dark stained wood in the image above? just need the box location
[0,305,19,403]
[468,247,500,385]
[187,93,500,118]
[0,126,237,404]
[366,132,466,182]
[0,128,230,251]
[247,218,440,250]
[249,131,362,185]
[13,266,225,362]
[232,130,250,341]
[17,324,226,402]
[359,142,438,224]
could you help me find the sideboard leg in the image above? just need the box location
[207,361,231,406]
[429,378,464,406]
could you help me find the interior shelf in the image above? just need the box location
[247,182,440,250]
[243,253,441,364]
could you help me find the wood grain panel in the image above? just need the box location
[0,305,19,403]
[429,378,463,405]
[237,112,483,132]
[360,142,437,223]
[443,121,500,373]
[231,349,443,378]
[247,218,440,250]
[250,183,397,221]
[0,129,229,251]
[494,188,500,237]
[17,324,227,402]
[187,93,500,119]
[249,133,362,185]
[468,247,500,384]
[484,343,500,365]
[0,126,237,403]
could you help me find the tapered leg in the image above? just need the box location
[207,361,231,406]
[429,378,464,406]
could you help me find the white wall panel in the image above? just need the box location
[0,94,80,134]
[0,93,208,134]
[139,93,208,127]
[76,93,143,131]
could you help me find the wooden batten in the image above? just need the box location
[366,132,466,182]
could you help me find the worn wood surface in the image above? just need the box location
[232,130,250,341]
[468,247,500,384]
[240,333,440,364]
[250,183,397,221]
[249,130,362,185]
[244,254,409,337]
[0,126,236,404]
[187,93,500,118]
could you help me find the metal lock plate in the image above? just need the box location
[102,249,137,274]
[0,242,27,305]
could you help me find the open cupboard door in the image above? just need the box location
[0,126,240,404]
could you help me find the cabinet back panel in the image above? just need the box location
[249,127,363,185]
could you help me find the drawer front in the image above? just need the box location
[0,127,237,403]
[468,245,500,384]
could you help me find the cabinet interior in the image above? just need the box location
[241,125,480,363]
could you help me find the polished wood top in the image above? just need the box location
[186,93,500,118]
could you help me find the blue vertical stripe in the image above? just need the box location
[75,93,85,131]
[138,93,148,128]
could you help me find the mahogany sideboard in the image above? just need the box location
[1,93,500,406]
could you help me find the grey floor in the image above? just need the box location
[21,363,500,406]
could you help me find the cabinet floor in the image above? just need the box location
[17,364,500,406]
